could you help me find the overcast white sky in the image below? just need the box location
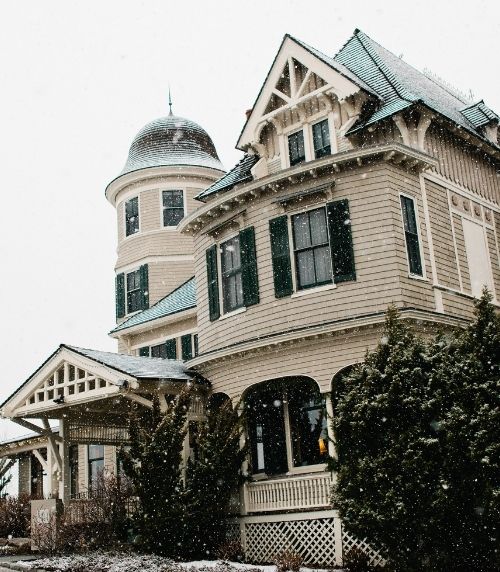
[0,0,499,441]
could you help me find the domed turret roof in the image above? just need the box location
[119,113,224,177]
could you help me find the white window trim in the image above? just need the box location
[125,267,142,316]
[216,230,246,317]
[287,204,336,294]
[399,192,427,280]
[161,188,186,229]
[282,114,333,168]
[124,195,141,239]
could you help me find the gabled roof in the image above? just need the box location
[335,29,499,145]
[110,277,196,334]
[196,154,259,200]
[0,344,194,417]
[65,345,192,380]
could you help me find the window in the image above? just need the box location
[312,119,331,158]
[163,190,184,226]
[126,270,142,313]
[400,196,423,276]
[288,130,305,166]
[206,227,259,320]
[125,197,139,236]
[246,378,328,476]
[221,236,244,313]
[269,200,356,298]
[292,208,332,289]
[87,444,104,491]
[181,334,193,361]
[116,265,149,318]
[141,339,176,359]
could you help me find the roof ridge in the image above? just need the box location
[354,30,415,103]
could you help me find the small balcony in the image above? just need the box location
[244,472,333,513]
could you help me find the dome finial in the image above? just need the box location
[168,87,173,116]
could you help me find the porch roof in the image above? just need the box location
[0,344,195,419]
[64,345,193,380]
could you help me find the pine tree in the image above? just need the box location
[120,390,191,557]
[184,398,246,559]
[332,292,500,571]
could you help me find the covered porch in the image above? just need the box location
[0,344,204,504]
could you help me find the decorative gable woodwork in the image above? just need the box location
[238,36,373,177]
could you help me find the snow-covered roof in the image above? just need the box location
[65,345,193,380]
[335,29,500,146]
[108,114,225,186]
[111,277,196,334]
[196,154,259,200]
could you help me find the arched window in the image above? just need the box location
[245,377,327,476]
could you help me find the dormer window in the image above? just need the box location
[312,119,331,159]
[288,130,305,166]
[125,197,139,236]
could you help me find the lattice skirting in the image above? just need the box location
[238,511,385,568]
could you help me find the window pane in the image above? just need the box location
[163,190,185,226]
[313,120,331,159]
[125,197,139,236]
[292,213,311,249]
[296,250,315,288]
[314,246,332,283]
[309,208,328,245]
[221,236,243,313]
[288,130,305,166]
[289,391,328,467]
[162,190,183,208]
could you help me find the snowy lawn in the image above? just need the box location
[17,554,335,572]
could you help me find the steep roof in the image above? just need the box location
[110,277,196,334]
[196,154,259,200]
[335,30,499,145]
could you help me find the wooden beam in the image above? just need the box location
[32,449,48,473]
[123,393,154,409]
[11,418,63,442]
[42,418,62,473]
[0,458,15,479]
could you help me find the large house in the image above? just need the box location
[1,30,499,566]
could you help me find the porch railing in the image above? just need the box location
[244,472,333,513]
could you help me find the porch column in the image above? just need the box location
[325,394,337,483]
[59,417,70,504]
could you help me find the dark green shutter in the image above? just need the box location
[181,334,193,361]
[269,216,293,298]
[193,334,199,357]
[165,339,177,360]
[327,199,356,283]
[206,245,220,321]
[139,346,149,357]
[240,226,260,307]
[139,264,149,309]
[115,273,125,319]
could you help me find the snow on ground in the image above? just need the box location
[17,554,335,572]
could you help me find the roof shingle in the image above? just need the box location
[111,277,196,334]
